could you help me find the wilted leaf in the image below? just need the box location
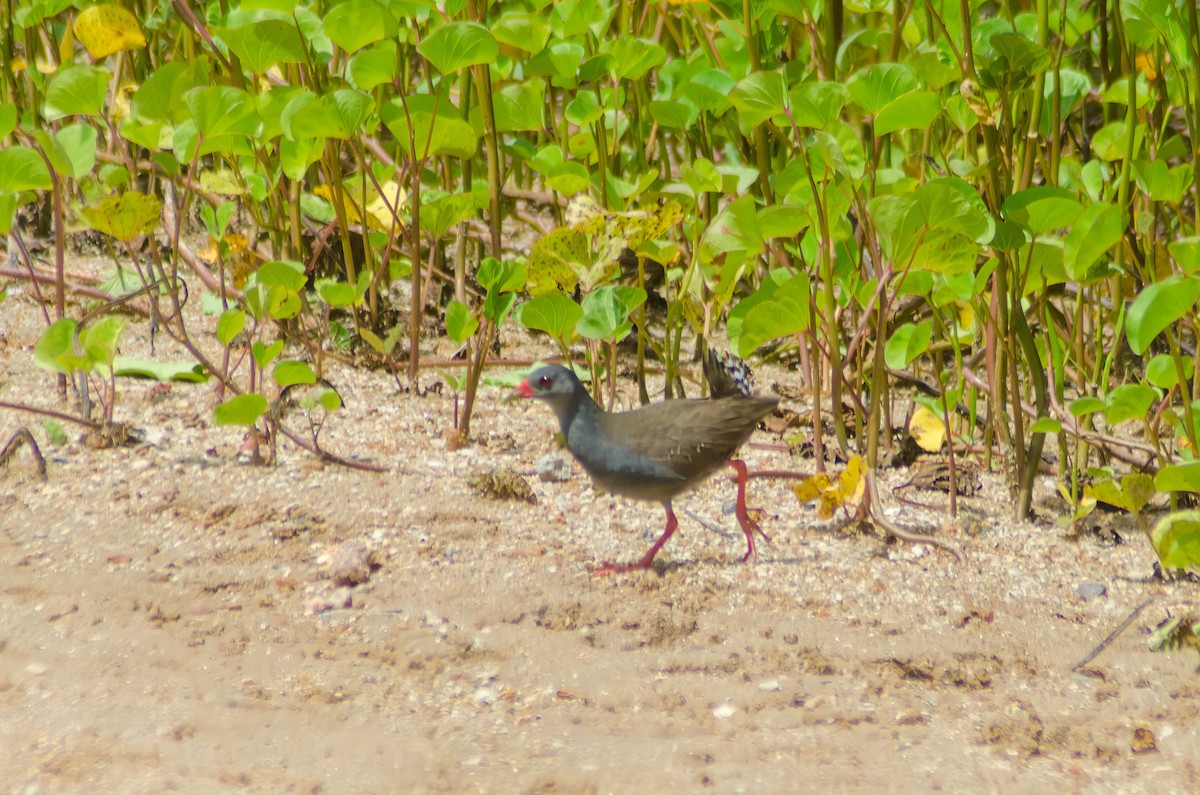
[81,191,162,241]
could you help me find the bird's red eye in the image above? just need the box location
[538,374,553,388]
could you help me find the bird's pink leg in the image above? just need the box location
[592,502,678,577]
[727,459,770,561]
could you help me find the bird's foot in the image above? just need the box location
[738,510,772,561]
[726,459,771,562]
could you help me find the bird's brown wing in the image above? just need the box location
[599,396,778,483]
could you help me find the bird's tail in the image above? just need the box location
[703,349,756,399]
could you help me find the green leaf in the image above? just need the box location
[682,69,735,115]
[734,271,811,357]
[273,360,317,387]
[0,192,15,235]
[546,162,590,195]
[1085,473,1154,515]
[0,146,52,191]
[516,292,582,342]
[565,91,602,127]
[788,81,847,129]
[1146,353,1192,389]
[1126,275,1200,355]
[1002,186,1083,235]
[215,20,308,74]
[1149,511,1200,574]
[1104,383,1156,424]
[418,21,498,74]
[185,86,261,155]
[256,260,307,291]
[700,195,764,269]
[757,204,811,239]
[380,94,478,159]
[847,62,917,115]
[483,292,517,328]
[649,99,697,130]
[1134,159,1193,204]
[445,299,479,344]
[477,257,525,294]
[420,191,479,240]
[1063,203,1122,281]
[1169,237,1200,275]
[728,70,787,135]
[986,32,1050,88]
[579,53,616,83]
[213,393,268,426]
[681,157,722,196]
[252,339,285,369]
[492,81,545,132]
[1156,463,1200,494]
[491,11,551,54]
[82,316,125,368]
[603,37,666,81]
[1068,396,1105,416]
[577,285,627,341]
[34,318,79,375]
[55,124,97,179]
[323,0,397,53]
[350,40,397,91]
[1029,417,1062,434]
[305,387,342,413]
[43,65,110,120]
[869,193,924,266]
[113,356,208,382]
[0,102,17,137]
[919,178,994,242]
[884,321,933,369]
[874,91,941,135]
[288,89,375,140]
[316,279,360,308]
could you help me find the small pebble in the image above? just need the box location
[329,540,376,586]
[535,454,573,482]
[712,702,737,719]
[1074,583,1106,600]
[758,679,781,692]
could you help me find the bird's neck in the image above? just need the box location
[552,386,601,436]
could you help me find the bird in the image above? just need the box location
[513,351,779,575]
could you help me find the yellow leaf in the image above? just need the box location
[839,455,866,504]
[200,234,258,288]
[199,168,246,197]
[80,191,162,241]
[362,179,406,230]
[59,14,77,65]
[565,195,601,227]
[313,184,389,232]
[75,4,147,59]
[794,471,832,503]
[795,456,867,518]
[109,83,137,126]
[1136,52,1157,81]
[910,405,946,452]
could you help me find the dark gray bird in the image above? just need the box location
[513,351,778,574]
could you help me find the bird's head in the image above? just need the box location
[513,365,578,401]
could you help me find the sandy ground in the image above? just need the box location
[2,274,1200,795]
